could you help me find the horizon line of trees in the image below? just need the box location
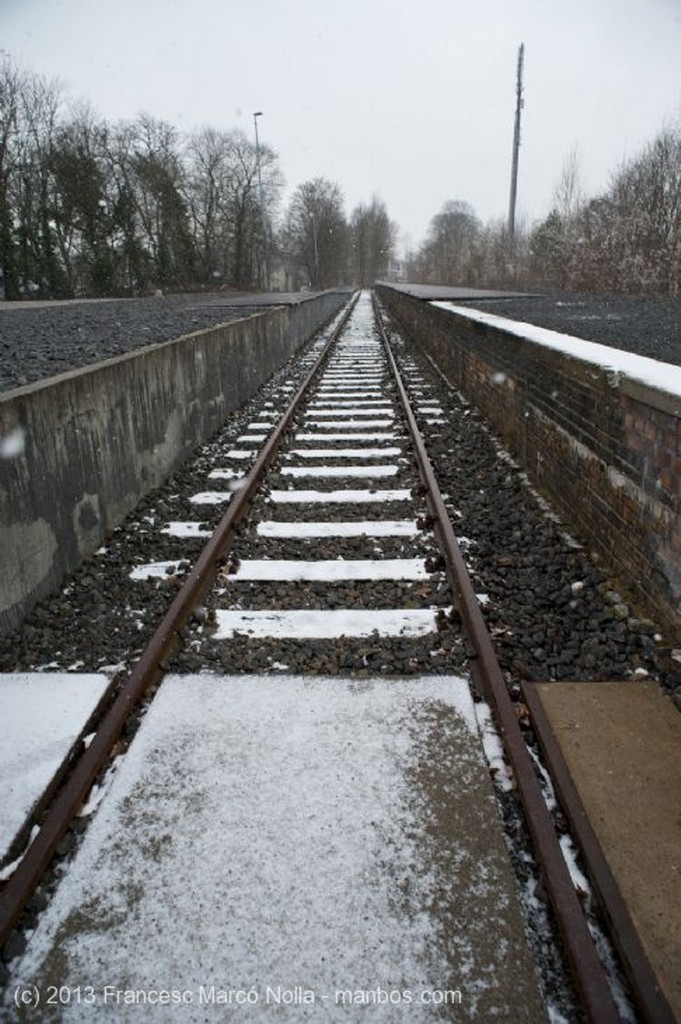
[407,121,681,298]
[0,55,397,300]
[2,54,680,300]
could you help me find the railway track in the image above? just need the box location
[0,291,674,1022]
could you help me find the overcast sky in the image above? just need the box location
[3,0,681,252]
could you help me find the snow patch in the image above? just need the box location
[473,702,515,792]
[295,432,398,441]
[257,520,419,539]
[189,491,234,505]
[160,521,212,538]
[129,561,185,580]
[281,464,398,479]
[226,558,429,582]
[291,446,401,457]
[268,488,412,504]
[433,302,681,396]
[212,608,445,640]
[0,673,111,860]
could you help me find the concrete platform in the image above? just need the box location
[531,681,681,1022]
[0,291,334,312]
[0,673,111,865]
[6,674,546,1022]
[190,290,341,308]
[387,284,531,301]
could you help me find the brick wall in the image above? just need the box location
[377,285,681,638]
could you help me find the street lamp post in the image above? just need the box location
[252,111,269,291]
[311,211,320,289]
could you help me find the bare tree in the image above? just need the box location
[607,128,681,295]
[0,57,64,297]
[0,56,25,298]
[103,120,151,294]
[529,127,681,296]
[124,113,194,290]
[480,217,530,288]
[185,127,284,290]
[0,54,293,298]
[22,72,64,294]
[349,196,396,286]
[185,127,231,285]
[413,200,481,284]
[224,130,281,289]
[47,105,118,295]
[553,147,583,223]
[286,178,348,289]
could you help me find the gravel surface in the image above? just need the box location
[2,296,675,701]
[173,311,464,677]
[0,292,268,392]
[456,290,681,366]
[2,287,680,397]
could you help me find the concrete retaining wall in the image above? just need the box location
[0,291,349,635]
[377,284,681,638]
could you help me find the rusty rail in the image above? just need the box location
[0,293,359,951]
[373,293,622,1024]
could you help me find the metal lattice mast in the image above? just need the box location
[508,43,525,256]
[253,111,269,291]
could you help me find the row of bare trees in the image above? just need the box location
[0,56,397,299]
[0,56,282,298]
[408,122,681,298]
[283,185,396,289]
[405,200,524,289]
[528,129,681,295]
[15,51,677,300]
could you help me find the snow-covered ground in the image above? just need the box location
[0,673,111,864]
[6,673,546,1022]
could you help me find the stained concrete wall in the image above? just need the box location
[0,291,349,635]
[377,284,681,639]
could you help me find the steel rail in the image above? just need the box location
[372,293,622,1024]
[523,681,677,1024]
[0,292,359,951]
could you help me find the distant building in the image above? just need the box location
[383,256,406,283]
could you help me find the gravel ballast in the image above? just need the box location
[1,295,675,700]
[0,292,269,392]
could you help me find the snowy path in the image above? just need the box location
[6,674,546,1023]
